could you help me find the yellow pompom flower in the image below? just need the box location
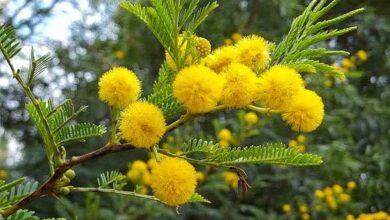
[236,35,271,70]
[288,140,298,148]
[218,128,232,141]
[205,46,238,73]
[195,37,211,58]
[150,157,197,206]
[333,184,343,194]
[282,204,292,213]
[115,50,125,60]
[173,65,223,113]
[315,190,325,199]
[299,204,308,213]
[98,67,141,108]
[324,187,333,196]
[297,135,306,144]
[220,63,258,107]
[196,172,205,183]
[244,112,259,125]
[219,140,230,148]
[342,58,355,69]
[257,65,305,109]
[356,50,368,62]
[119,102,166,148]
[346,214,355,220]
[347,181,357,191]
[223,171,239,189]
[302,213,310,220]
[339,193,351,203]
[132,160,148,172]
[231,32,243,42]
[282,89,325,132]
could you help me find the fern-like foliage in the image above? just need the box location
[272,0,364,78]
[97,171,127,190]
[0,178,38,212]
[26,48,51,86]
[187,193,210,204]
[120,0,218,68]
[26,99,106,173]
[1,209,39,220]
[205,143,323,166]
[182,139,218,154]
[146,64,184,119]
[0,25,21,60]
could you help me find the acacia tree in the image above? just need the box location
[0,0,363,218]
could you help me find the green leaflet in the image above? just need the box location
[0,25,21,60]
[205,143,323,166]
[187,193,211,204]
[271,0,364,78]
[97,171,127,190]
[0,178,38,212]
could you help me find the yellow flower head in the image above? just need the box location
[236,35,271,70]
[297,135,306,144]
[342,58,355,69]
[302,213,310,220]
[127,169,141,182]
[218,128,232,141]
[195,37,211,58]
[166,36,211,71]
[220,63,258,107]
[196,171,205,183]
[244,112,259,125]
[115,50,125,60]
[282,89,325,132]
[315,190,325,199]
[219,140,230,148]
[324,187,333,196]
[223,171,239,188]
[347,181,357,191]
[346,214,355,220]
[147,158,158,170]
[150,157,197,206]
[0,169,8,179]
[326,196,337,210]
[282,204,292,213]
[333,184,343,194]
[231,32,243,42]
[338,193,351,203]
[257,65,305,109]
[173,65,223,113]
[324,79,333,88]
[356,50,368,62]
[131,160,148,171]
[98,67,141,108]
[205,46,238,73]
[288,140,298,148]
[119,102,166,148]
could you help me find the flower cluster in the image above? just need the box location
[223,171,239,189]
[172,34,325,133]
[218,128,232,148]
[126,160,153,194]
[281,202,310,220]
[288,134,307,153]
[314,182,356,211]
[347,211,390,220]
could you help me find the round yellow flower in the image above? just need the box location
[0,169,8,179]
[195,37,211,58]
[244,112,259,125]
[132,160,148,171]
[282,89,325,132]
[299,204,308,213]
[342,58,355,69]
[324,79,333,88]
[205,46,238,73]
[219,140,230,148]
[196,172,205,183]
[339,193,351,203]
[236,35,271,70]
[302,213,310,220]
[346,214,355,220]
[147,158,158,170]
[119,102,166,148]
[257,65,305,109]
[324,187,333,196]
[150,157,197,206]
[98,67,141,108]
[223,171,239,188]
[356,50,368,62]
[297,135,306,144]
[218,128,232,141]
[282,204,292,213]
[127,169,141,182]
[333,184,343,194]
[347,181,357,191]
[220,63,258,107]
[315,190,325,199]
[115,50,125,60]
[173,65,223,113]
[288,140,298,148]
[231,33,243,42]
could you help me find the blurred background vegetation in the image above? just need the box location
[0,0,389,219]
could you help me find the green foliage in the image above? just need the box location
[26,48,51,86]
[0,25,21,60]
[187,193,210,204]
[272,0,364,78]
[182,139,217,154]
[97,171,127,190]
[1,209,39,220]
[0,178,38,212]
[146,64,184,119]
[205,143,323,166]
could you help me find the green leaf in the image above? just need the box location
[182,139,217,154]
[186,2,219,32]
[4,209,39,220]
[187,193,211,204]
[205,143,323,166]
[54,123,106,146]
[27,48,51,86]
[0,25,21,59]
[97,171,127,190]
[0,179,38,212]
